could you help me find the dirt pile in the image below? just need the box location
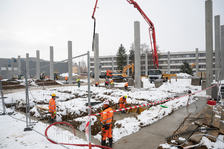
[2,80,24,90]
[35,80,60,86]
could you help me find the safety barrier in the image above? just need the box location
[45,84,217,149]
[91,84,217,116]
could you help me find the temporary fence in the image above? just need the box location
[90,84,217,116]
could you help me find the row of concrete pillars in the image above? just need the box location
[205,0,224,95]
[12,41,82,84]
[93,21,142,88]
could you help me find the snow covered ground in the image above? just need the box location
[0,113,89,149]
[159,135,224,149]
[0,78,212,148]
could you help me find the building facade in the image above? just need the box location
[90,50,216,76]
[0,58,68,79]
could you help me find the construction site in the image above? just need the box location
[0,0,224,149]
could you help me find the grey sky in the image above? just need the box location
[0,0,224,61]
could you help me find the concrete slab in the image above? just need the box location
[114,97,207,149]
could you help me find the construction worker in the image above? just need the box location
[100,100,113,148]
[110,79,114,88]
[119,95,127,113]
[124,82,128,90]
[65,76,68,84]
[95,81,99,87]
[49,93,56,123]
[105,79,109,87]
[76,78,81,87]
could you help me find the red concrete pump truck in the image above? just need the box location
[91,0,159,69]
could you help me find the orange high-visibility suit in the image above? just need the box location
[65,76,68,81]
[100,106,113,141]
[49,98,56,119]
[125,82,128,87]
[124,82,128,90]
[119,96,127,109]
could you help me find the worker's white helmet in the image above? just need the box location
[103,100,109,105]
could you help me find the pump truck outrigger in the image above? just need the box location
[92,0,159,69]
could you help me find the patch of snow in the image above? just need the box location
[201,135,224,149]
[0,113,89,149]
[60,73,78,77]
[176,73,192,78]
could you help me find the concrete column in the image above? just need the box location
[36,50,40,80]
[215,15,221,80]
[18,56,21,76]
[94,33,99,82]
[6,66,9,79]
[205,0,213,95]
[50,46,54,80]
[78,62,81,75]
[68,41,73,84]
[112,57,114,72]
[26,53,30,79]
[11,58,14,79]
[168,51,170,74]
[195,48,199,75]
[134,21,141,88]
[145,51,148,76]
[126,55,129,76]
[221,25,224,80]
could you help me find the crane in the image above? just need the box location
[91,0,98,52]
[91,0,159,68]
[127,0,158,69]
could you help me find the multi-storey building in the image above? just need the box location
[90,50,216,75]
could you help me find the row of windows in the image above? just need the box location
[0,67,18,71]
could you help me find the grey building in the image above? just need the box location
[0,57,68,79]
[90,50,216,76]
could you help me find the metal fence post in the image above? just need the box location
[0,80,6,115]
[24,67,32,131]
[87,51,92,149]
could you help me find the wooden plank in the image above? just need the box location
[220,107,224,134]
[190,132,204,143]
[202,106,212,126]
[211,116,220,128]
[207,130,219,142]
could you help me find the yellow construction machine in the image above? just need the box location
[122,63,134,78]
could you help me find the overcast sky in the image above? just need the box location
[0,0,224,61]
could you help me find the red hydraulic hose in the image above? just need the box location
[45,121,112,149]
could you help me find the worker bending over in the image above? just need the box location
[95,81,99,87]
[105,79,109,87]
[100,100,113,148]
[119,95,127,113]
[49,93,56,123]
[124,82,128,90]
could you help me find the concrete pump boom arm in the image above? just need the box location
[127,0,158,68]
[91,0,159,68]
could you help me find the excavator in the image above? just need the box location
[92,0,159,69]
[106,64,134,81]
